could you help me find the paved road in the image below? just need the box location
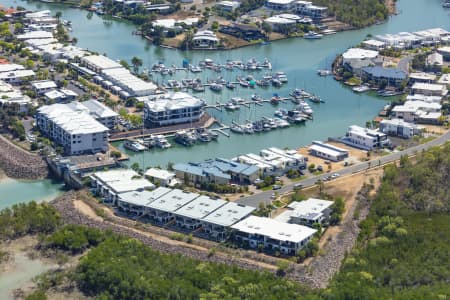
[236,130,450,208]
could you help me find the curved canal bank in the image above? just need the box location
[0,0,448,206]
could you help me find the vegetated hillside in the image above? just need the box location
[315,0,389,27]
[324,144,450,299]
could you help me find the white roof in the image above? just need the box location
[25,10,51,18]
[144,92,204,112]
[93,169,154,194]
[174,196,227,220]
[118,187,172,206]
[77,99,118,119]
[0,70,35,80]
[231,216,317,244]
[31,80,57,90]
[60,89,78,97]
[392,100,442,112]
[147,189,199,213]
[37,103,109,135]
[266,0,295,4]
[193,30,219,42]
[362,39,385,47]
[348,125,386,138]
[101,67,157,95]
[412,82,447,93]
[438,46,450,54]
[0,64,24,73]
[280,198,334,222]
[409,72,437,81]
[406,94,442,103]
[342,48,379,60]
[309,144,344,158]
[202,202,256,227]
[24,38,58,47]
[380,118,420,129]
[44,89,65,100]
[82,55,122,70]
[145,168,175,181]
[17,31,53,40]
[265,15,297,25]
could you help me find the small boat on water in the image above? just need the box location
[174,130,196,146]
[192,84,205,92]
[304,31,323,39]
[287,110,307,123]
[251,94,263,101]
[153,135,171,149]
[226,82,236,89]
[297,101,314,115]
[243,122,255,134]
[317,69,332,76]
[274,108,288,118]
[271,95,281,105]
[231,97,245,104]
[124,139,146,152]
[209,83,223,92]
[225,102,240,111]
[230,123,245,134]
[272,79,282,87]
[274,118,290,128]
[377,90,403,97]
[274,72,288,83]
[353,85,371,93]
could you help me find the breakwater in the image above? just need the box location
[0,135,48,180]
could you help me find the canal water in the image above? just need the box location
[0,0,448,200]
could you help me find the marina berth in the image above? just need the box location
[231,215,317,255]
[275,198,334,226]
[90,169,155,205]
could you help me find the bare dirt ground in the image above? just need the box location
[385,0,397,14]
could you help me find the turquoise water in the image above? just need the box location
[0,177,64,210]
[0,0,448,195]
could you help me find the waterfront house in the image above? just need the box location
[379,119,423,138]
[342,125,390,151]
[391,100,442,124]
[219,23,265,41]
[192,31,219,49]
[36,102,110,155]
[342,48,378,76]
[362,39,386,51]
[201,202,255,241]
[231,215,317,255]
[265,0,296,11]
[408,72,437,85]
[437,46,450,61]
[361,66,407,88]
[411,82,448,97]
[295,1,328,19]
[145,189,199,223]
[308,141,349,162]
[173,158,259,185]
[0,68,35,84]
[145,168,177,187]
[142,92,204,128]
[91,169,155,205]
[405,94,442,104]
[426,52,444,72]
[264,14,299,33]
[275,198,334,227]
[173,196,227,230]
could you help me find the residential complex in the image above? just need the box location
[173,158,260,185]
[36,103,110,155]
[379,119,423,138]
[231,215,317,255]
[308,141,349,161]
[275,198,334,226]
[342,125,390,151]
[142,92,205,128]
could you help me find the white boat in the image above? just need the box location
[297,101,314,115]
[123,139,146,152]
[243,122,255,134]
[304,31,323,39]
[231,97,245,104]
[353,85,371,93]
[274,108,288,118]
[230,123,245,134]
[225,102,240,111]
[274,71,288,83]
[274,118,290,128]
[317,69,332,76]
[153,135,171,149]
[209,83,223,92]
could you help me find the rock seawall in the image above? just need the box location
[0,135,49,180]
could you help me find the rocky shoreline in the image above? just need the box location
[0,135,48,180]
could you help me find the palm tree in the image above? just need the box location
[55,11,62,21]
[131,56,143,74]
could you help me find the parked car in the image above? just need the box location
[254,178,263,185]
[317,165,323,172]
[271,193,277,199]
[293,183,303,190]
[331,173,340,179]
[272,184,282,190]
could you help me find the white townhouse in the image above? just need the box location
[343,125,390,151]
[275,198,334,226]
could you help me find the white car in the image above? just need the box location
[331,173,340,179]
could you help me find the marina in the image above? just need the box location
[0,0,448,202]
